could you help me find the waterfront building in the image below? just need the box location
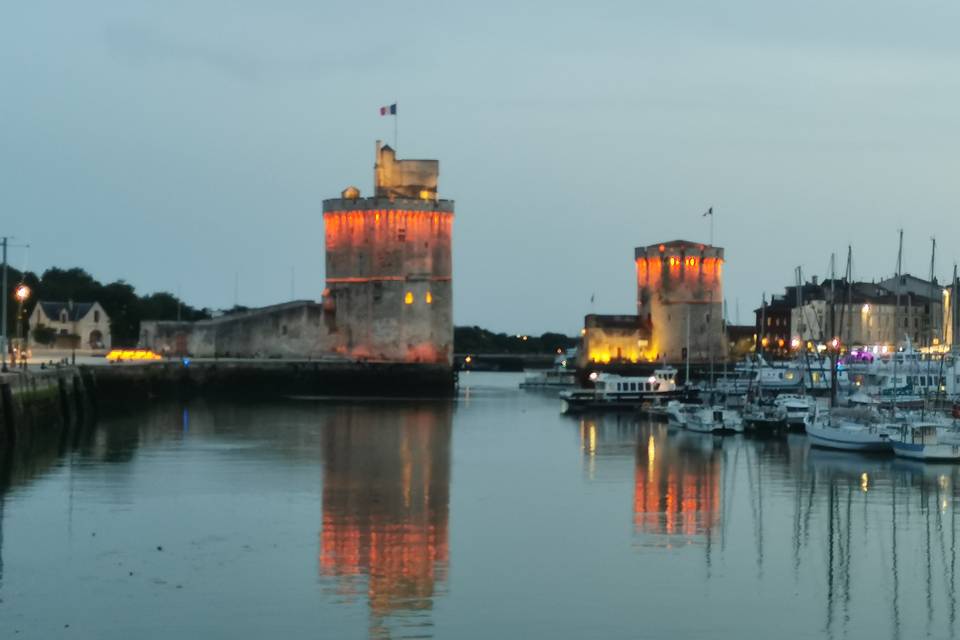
[756,295,794,357]
[756,275,944,356]
[577,314,652,366]
[321,142,454,364]
[635,240,725,363]
[29,300,111,350]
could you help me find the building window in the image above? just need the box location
[94,310,100,323]
[397,228,406,242]
[60,311,68,323]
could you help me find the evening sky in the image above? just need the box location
[3,1,958,333]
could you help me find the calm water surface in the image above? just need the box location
[2,372,959,638]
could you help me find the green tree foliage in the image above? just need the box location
[3,266,210,347]
[454,326,577,354]
[31,324,56,345]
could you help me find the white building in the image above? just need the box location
[29,301,111,350]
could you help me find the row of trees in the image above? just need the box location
[3,267,579,353]
[4,267,210,348]
[453,326,577,354]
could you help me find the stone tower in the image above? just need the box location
[321,142,454,364]
[636,240,725,363]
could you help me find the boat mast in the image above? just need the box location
[927,237,937,385]
[796,266,810,395]
[830,253,838,407]
[831,246,852,406]
[893,229,903,417]
[759,293,767,401]
[844,245,853,350]
[685,306,691,388]
[954,263,959,355]
[926,236,938,415]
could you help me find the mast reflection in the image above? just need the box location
[319,403,452,636]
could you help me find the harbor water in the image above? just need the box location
[1,372,958,638]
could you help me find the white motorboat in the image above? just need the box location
[560,368,682,412]
[519,368,578,390]
[888,422,960,461]
[805,408,893,453]
[686,406,744,434]
[520,348,578,389]
[665,400,698,427]
[774,394,816,430]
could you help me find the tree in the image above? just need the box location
[31,324,56,346]
[15,266,211,348]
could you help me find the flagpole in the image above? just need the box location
[710,208,715,246]
[394,102,398,150]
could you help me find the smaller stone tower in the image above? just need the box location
[636,240,725,363]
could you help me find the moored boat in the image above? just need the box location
[774,394,816,430]
[888,422,960,461]
[686,406,744,434]
[804,407,893,453]
[560,368,684,412]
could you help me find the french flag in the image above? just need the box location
[379,103,397,116]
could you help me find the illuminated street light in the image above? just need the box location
[13,282,32,369]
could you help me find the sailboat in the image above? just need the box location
[805,246,895,452]
[743,294,786,432]
[805,406,893,452]
[885,236,960,461]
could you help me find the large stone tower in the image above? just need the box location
[636,240,725,363]
[321,142,454,364]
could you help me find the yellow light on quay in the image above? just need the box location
[404,291,414,305]
[425,291,433,304]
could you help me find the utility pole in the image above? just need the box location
[1,236,8,372]
[1,238,32,372]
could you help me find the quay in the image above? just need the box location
[0,366,95,448]
[0,359,455,446]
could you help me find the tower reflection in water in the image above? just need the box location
[319,403,452,637]
[634,428,721,545]
[577,416,722,546]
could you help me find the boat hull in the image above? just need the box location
[806,423,891,452]
[890,441,960,461]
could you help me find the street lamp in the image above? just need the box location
[14,284,30,368]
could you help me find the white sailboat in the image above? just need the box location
[805,407,893,452]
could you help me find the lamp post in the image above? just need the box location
[1,237,8,373]
[15,284,30,368]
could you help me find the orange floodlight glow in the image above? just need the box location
[106,349,163,362]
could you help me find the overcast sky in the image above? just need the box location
[3,1,959,334]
